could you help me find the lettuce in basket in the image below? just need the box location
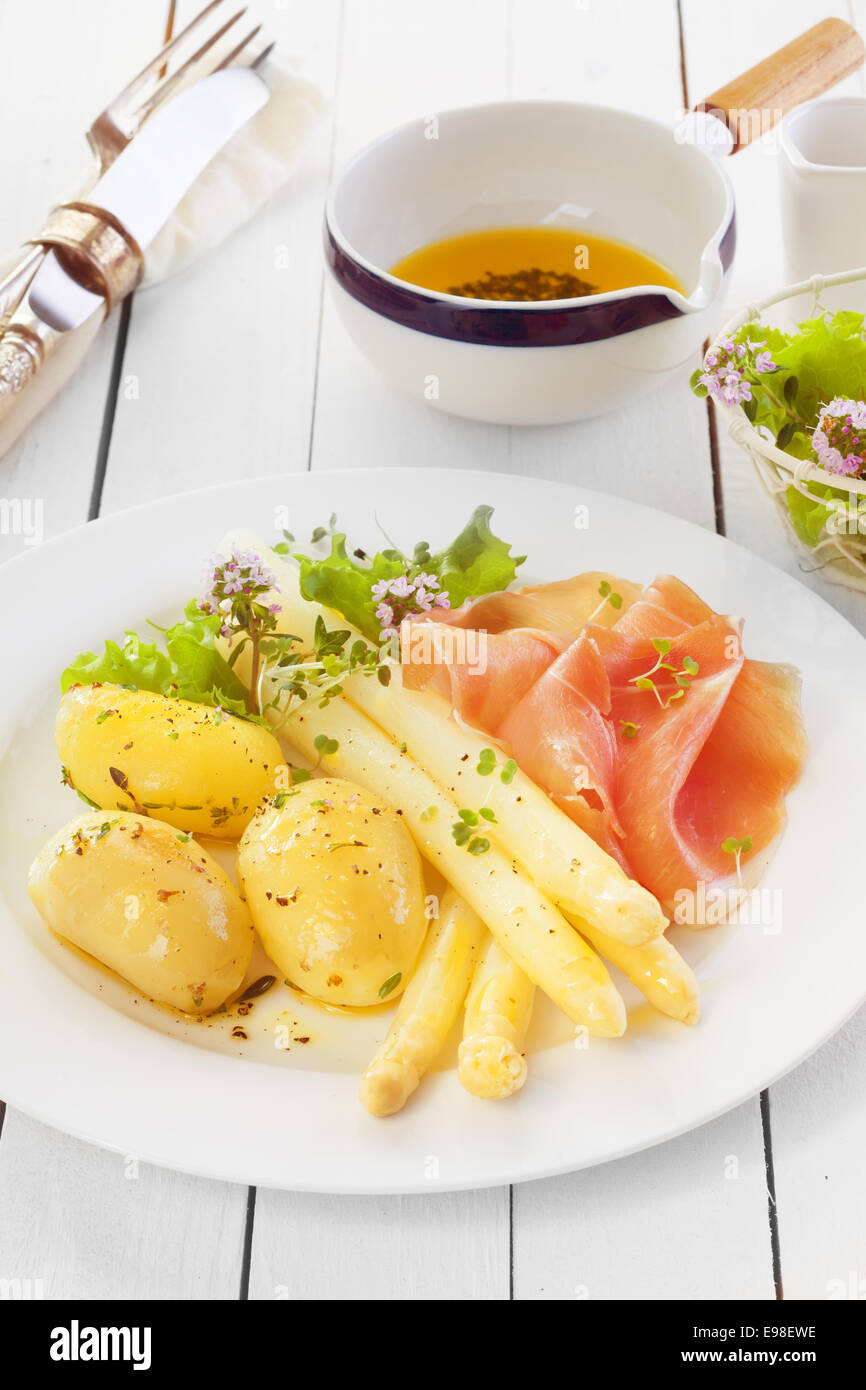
[691,311,866,546]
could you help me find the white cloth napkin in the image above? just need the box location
[0,56,326,457]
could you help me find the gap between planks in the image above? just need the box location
[678,0,782,1300]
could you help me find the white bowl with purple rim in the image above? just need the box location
[324,100,735,426]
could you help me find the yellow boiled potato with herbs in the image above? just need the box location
[238,777,428,1008]
[56,684,289,839]
[27,811,254,1014]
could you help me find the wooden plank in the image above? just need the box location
[510,0,771,1297]
[0,1110,247,1299]
[308,0,513,476]
[682,0,866,1301]
[0,0,252,1303]
[514,1100,774,1299]
[249,1187,510,1300]
[98,0,344,513]
[768,1008,866,1299]
[242,0,514,1304]
[0,0,164,564]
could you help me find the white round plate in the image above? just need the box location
[1,468,864,1194]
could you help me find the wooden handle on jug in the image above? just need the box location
[696,17,865,152]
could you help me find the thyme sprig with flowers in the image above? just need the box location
[690,311,866,547]
[691,333,780,413]
[200,553,388,722]
[199,550,282,716]
[630,639,699,710]
[61,507,525,728]
[289,505,525,644]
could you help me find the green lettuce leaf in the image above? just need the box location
[422,504,527,610]
[773,311,866,428]
[61,600,253,718]
[297,505,525,641]
[784,483,843,548]
[298,539,405,641]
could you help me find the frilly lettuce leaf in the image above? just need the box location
[423,504,527,609]
[296,505,525,641]
[61,600,253,718]
[697,311,866,546]
[297,540,405,641]
[785,483,847,549]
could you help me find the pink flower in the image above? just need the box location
[699,336,775,408]
[200,549,279,625]
[812,398,866,477]
[375,602,395,628]
[722,372,752,406]
[371,570,451,639]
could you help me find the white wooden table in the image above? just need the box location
[1,0,864,1301]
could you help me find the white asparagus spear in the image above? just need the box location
[219,531,667,947]
[359,888,486,1117]
[346,674,665,946]
[567,914,700,1025]
[217,533,626,1034]
[458,935,535,1100]
[276,696,626,1036]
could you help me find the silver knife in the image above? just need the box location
[27,66,269,333]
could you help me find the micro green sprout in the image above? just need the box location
[631,639,700,709]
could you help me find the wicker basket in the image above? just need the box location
[710,266,866,592]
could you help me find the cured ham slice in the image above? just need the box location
[498,631,625,861]
[402,571,639,734]
[428,572,643,634]
[401,623,565,731]
[677,658,806,868]
[400,570,806,915]
[592,613,746,907]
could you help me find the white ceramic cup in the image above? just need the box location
[780,96,866,312]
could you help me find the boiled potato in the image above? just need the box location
[28,811,254,1014]
[238,777,427,1007]
[57,684,289,839]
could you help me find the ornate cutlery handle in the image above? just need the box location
[0,247,45,333]
[0,319,46,403]
[0,203,143,437]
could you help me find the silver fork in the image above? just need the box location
[0,0,268,330]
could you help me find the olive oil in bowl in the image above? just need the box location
[389,225,685,302]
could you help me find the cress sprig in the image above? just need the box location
[722,834,753,888]
[630,639,699,710]
[588,579,623,622]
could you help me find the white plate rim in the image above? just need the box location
[1,466,864,1195]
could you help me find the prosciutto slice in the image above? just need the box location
[400,571,806,912]
[498,630,625,861]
